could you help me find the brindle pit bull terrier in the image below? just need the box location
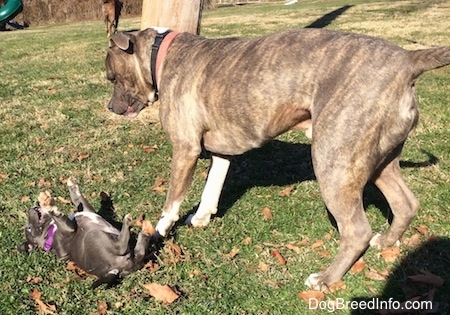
[105,27,450,290]
[20,177,152,288]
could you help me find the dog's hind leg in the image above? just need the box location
[155,145,201,237]
[305,144,373,289]
[112,214,133,255]
[370,149,419,249]
[67,177,96,213]
[186,155,231,228]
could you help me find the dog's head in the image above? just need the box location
[19,206,54,253]
[106,30,157,118]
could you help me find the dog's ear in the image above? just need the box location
[110,32,135,52]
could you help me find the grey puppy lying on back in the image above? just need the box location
[20,177,152,288]
[105,27,450,289]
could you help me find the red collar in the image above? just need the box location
[150,30,180,95]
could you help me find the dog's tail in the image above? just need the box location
[410,46,450,78]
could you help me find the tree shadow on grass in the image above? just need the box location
[305,5,353,29]
[351,237,450,314]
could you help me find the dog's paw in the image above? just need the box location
[304,273,324,290]
[370,233,401,249]
[67,177,82,195]
[123,214,133,226]
[186,213,211,228]
[48,206,62,216]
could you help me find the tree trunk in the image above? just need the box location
[141,0,202,34]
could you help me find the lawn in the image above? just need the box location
[0,0,449,314]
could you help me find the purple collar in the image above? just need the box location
[44,223,57,252]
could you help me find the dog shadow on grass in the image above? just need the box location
[350,237,450,314]
[189,140,438,228]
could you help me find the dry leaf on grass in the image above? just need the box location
[365,268,388,281]
[242,237,252,245]
[415,225,429,236]
[350,258,366,274]
[408,270,444,288]
[142,283,180,304]
[30,288,57,314]
[57,196,72,204]
[77,152,90,162]
[262,207,273,220]
[323,280,346,293]
[38,191,55,207]
[97,300,108,315]
[270,249,286,265]
[311,239,324,249]
[402,233,422,247]
[142,144,158,153]
[224,247,240,259]
[66,261,95,279]
[151,177,168,194]
[142,220,155,236]
[278,185,295,197]
[298,290,325,305]
[284,243,301,254]
[380,246,401,263]
[134,213,145,227]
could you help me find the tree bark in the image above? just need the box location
[141,0,202,34]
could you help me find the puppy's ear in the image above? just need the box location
[110,32,135,52]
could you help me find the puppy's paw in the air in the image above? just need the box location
[67,177,82,196]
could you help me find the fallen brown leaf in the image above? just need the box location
[224,247,240,259]
[26,276,43,284]
[350,258,366,274]
[278,185,295,197]
[142,144,158,153]
[380,246,401,263]
[97,300,108,315]
[151,176,168,194]
[142,283,180,304]
[284,243,301,254]
[365,268,388,281]
[77,152,90,162]
[30,288,56,314]
[324,280,346,293]
[38,191,55,207]
[258,262,269,272]
[415,224,429,236]
[402,233,422,248]
[262,207,273,220]
[311,239,324,249]
[242,237,252,245]
[142,220,155,235]
[57,196,72,204]
[135,213,145,227]
[298,290,325,305]
[270,249,286,265]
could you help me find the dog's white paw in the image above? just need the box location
[155,215,177,238]
[370,233,401,249]
[369,233,382,249]
[305,273,322,290]
[186,213,211,228]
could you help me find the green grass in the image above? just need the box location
[1,1,450,314]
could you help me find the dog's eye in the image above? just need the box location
[26,226,32,232]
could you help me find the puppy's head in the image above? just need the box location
[106,30,157,118]
[19,206,53,253]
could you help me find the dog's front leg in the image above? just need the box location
[155,147,200,237]
[186,155,230,227]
